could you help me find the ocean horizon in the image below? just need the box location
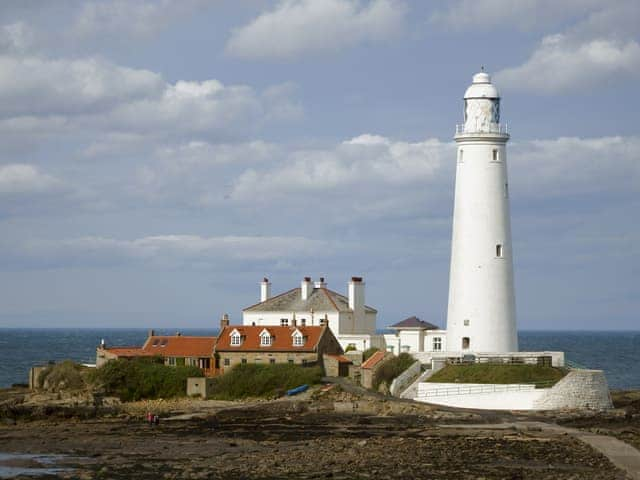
[1,328,638,390]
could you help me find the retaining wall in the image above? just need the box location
[414,369,613,410]
[533,369,612,410]
[389,360,421,397]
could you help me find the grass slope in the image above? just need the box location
[208,363,323,400]
[426,364,567,387]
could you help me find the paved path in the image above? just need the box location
[440,421,640,480]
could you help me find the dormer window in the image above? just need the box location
[230,329,242,346]
[260,329,272,347]
[292,329,305,347]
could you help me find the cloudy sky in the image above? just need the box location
[0,0,638,330]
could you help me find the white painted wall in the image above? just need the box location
[414,369,612,411]
[447,72,517,354]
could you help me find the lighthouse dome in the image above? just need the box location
[464,71,499,99]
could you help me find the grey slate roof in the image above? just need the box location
[243,287,377,314]
[388,316,440,330]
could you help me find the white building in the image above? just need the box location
[242,276,384,351]
[383,317,446,355]
[446,70,518,354]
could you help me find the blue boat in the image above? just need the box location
[286,384,309,396]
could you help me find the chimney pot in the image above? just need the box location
[320,277,325,282]
[263,277,269,282]
[220,313,230,330]
[148,329,155,338]
[351,276,363,282]
[304,276,311,282]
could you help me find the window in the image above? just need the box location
[231,333,241,346]
[504,182,509,198]
[492,149,499,161]
[463,319,470,326]
[302,359,308,366]
[458,149,464,163]
[260,333,272,346]
[269,358,276,364]
[462,337,470,350]
[223,358,230,366]
[496,244,503,258]
[167,357,176,366]
[293,334,305,347]
[241,358,247,364]
[433,337,442,351]
[280,318,289,326]
[300,318,306,327]
[288,359,294,365]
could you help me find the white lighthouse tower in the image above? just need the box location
[446,70,518,354]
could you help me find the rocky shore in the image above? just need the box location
[1,386,638,479]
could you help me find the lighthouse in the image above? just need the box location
[445,70,518,354]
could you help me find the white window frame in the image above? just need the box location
[433,337,442,351]
[231,334,241,346]
[293,334,305,347]
[260,330,272,346]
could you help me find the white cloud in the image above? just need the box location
[510,136,640,197]
[226,0,406,60]
[0,55,164,116]
[231,135,448,201]
[0,22,35,53]
[493,1,640,93]
[429,0,601,31]
[8,234,330,270]
[495,36,640,93]
[73,0,206,39]
[0,164,63,195]
[0,53,301,139]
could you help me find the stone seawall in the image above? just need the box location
[534,369,612,410]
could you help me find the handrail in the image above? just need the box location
[455,123,508,135]
[418,380,556,398]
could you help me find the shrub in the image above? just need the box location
[363,347,380,361]
[88,357,203,402]
[372,353,415,390]
[208,363,323,400]
[344,344,357,353]
[38,360,88,391]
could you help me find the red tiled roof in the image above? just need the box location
[141,336,217,357]
[215,325,326,353]
[361,350,386,369]
[325,354,352,364]
[102,347,154,357]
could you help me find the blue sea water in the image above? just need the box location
[0,329,638,390]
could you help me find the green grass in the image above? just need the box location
[208,363,323,400]
[373,353,415,390]
[89,357,203,401]
[426,363,567,387]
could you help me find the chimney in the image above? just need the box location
[100,338,106,348]
[176,331,181,336]
[148,329,155,338]
[291,313,297,328]
[314,276,327,289]
[320,314,328,326]
[301,277,312,301]
[348,276,365,324]
[260,277,271,302]
[220,313,230,330]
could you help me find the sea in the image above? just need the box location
[0,329,639,390]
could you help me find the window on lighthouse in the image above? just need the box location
[496,244,503,257]
[458,149,464,163]
[492,149,499,161]
[462,337,470,350]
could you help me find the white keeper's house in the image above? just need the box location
[383,316,447,355]
[242,276,385,351]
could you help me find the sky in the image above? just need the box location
[0,0,638,330]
